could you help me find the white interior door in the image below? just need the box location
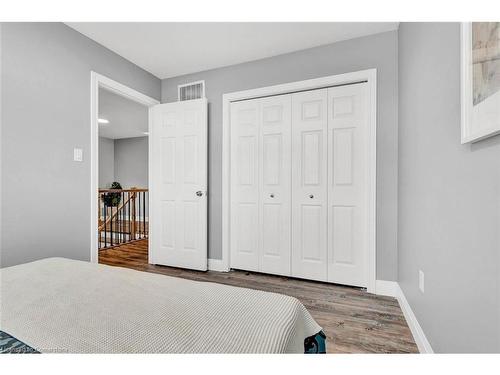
[259,95,291,276]
[327,83,368,287]
[291,89,328,282]
[150,98,208,270]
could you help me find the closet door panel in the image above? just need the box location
[259,95,292,276]
[230,101,260,271]
[327,83,368,287]
[291,89,328,282]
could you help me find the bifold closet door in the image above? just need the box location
[291,89,328,282]
[327,83,368,287]
[230,95,292,275]
[230,99,260,272]
[259,95,291,276]
[230,83,370,286]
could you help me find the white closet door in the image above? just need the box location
[150,98,208,271]
[230,100,260,271]
[291,89,328,281]
[327,83,368,287]
[259,95,291,276]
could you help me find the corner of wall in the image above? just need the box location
[375,279,434,353]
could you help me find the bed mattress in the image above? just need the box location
[0,258,322,353]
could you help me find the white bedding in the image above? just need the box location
[0,258,321,353]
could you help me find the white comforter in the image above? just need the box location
[0,258,321,353]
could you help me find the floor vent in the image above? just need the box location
[178,80,205,101]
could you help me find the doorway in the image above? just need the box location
[90,72,159,264]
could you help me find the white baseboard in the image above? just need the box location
[375,280,399,297]
[376,279,433,354]
[394,284,434,353]
[208,259,229,272]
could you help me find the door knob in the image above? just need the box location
[196,191,203,197]
[309,194,314,199]
[270,194,275,198]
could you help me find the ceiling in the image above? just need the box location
[67,22,398,79]
[98,88,148,139]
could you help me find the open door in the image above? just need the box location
[150,98,208,271]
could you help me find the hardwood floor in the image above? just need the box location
[99,239,418,354]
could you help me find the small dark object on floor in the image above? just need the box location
[304,331,327,354]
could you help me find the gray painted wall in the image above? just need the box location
[98,136,148,189]
[114,136,148,189]
[398,23,500,352]
[98,137,115,188]
[162,31,399,280]
[1,23,160,267]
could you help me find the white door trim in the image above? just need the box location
[90,72,159,264]
[221,69,377,293]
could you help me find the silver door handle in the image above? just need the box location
[309,194,314,199]
[196,191,203,197]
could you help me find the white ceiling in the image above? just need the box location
[67,22,398,79]
[98,88,148,139]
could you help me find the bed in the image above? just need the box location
[0,258,325,354]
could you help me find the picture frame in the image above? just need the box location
[461,22,500,144]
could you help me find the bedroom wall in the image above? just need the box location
[0,23,161,267]
[161,31,399,281]
[98,137,115,188]
[114,136,148,189]
[398,23,500,352]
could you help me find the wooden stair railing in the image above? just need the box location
[98,191,136,232]
[98,188,148,250]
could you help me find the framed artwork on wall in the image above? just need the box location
[461,22,500,144]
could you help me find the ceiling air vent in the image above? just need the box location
[178,80,205,101]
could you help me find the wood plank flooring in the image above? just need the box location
[99,239,418,354]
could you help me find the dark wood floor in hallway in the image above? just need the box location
[99,240,418,354]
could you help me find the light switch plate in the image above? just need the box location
[73,148,83,162]
[419,270,425,293]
